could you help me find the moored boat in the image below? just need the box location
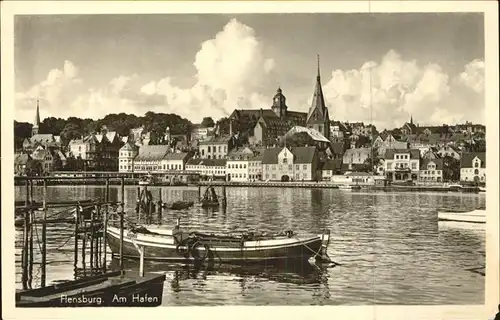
[199,185,220,208]
[164,201,194,210]
[338,184,361,190]
[106,223,331,264]
[138,173,155,186]
[15,270,166,307]
[437,208,486,224]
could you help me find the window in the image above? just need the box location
[288,165,292,170]
[224,146,227,153]
[474,161,480,168]
[219,146,222,153]
[243,164,246,169]
[411,163,417,170]
[283,158,287,164]
[296,164,299,170]
[303,164,307,170]
[474,169,479,175]
[208,146,211,152]
[396,155,399,160]
[272,174,276,179]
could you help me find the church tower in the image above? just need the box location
[306,55,330,139]
[271,87,287,119]
[32,99,40,136]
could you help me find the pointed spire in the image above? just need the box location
[317,54,321,81]
[34,99,40,127]
[410,114,413,125]
[307,54,328,124]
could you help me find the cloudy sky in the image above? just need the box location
[15,13,485,130]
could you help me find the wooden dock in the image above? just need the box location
[14,176,166,307]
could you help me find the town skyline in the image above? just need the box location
[15,13,485,131]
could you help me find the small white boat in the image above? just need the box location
[478,187,486,192]
[437,209,486,224]
[338,184,361,190]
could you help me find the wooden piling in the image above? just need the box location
[221,185,227,207]
[103,179,109,271]
[74,205,79,274]
[41,179,48,287]
[22,204,29,290]
[96,205,101,269]
[27,210,34,289]
[81,217,86,276]
[90,206,95,269]
[158,189,163,225]
[120,177,125,274]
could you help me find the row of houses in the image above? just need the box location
[116,139,486,184]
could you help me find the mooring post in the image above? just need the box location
[221,185,227,207]
[22,191,30,290]
[157,189,163,225]
[41,179,47,287]
[198,185,201,200]
[27,209,34,289]
[90,206,95,269]
[96,205,101,269]
[103,178,109,271]
[74,204,79,276]
[120,177,125,274]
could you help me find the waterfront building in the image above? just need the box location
[118,142,138,173]
[306,56,330,140]
[262,146,320,182]
[68,134,99,168]
[384,149,420,182]
[226,147,254,182]
[31,148,58,175]
[374,132,408,159]
[198,135,233,159]
[419,158,444,183]
[460,152,486,184]
[161,152,192,171]
[94,128,123,171]
[133,145,170,173]
[321,159,342,181]
[436,145,461,160]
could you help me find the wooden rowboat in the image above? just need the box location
[437,209,486,224]
[15,270,166,307]
[106,224,331,264]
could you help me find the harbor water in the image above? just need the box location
[14,186,485,305]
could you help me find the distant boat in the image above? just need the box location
[338,184,361,190]
[437,209,486,224]
[138,173,155,186]
[164,201,194,210]
[199,186,220,208]
[478,186,486,192]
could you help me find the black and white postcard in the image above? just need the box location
[1,1,499,320]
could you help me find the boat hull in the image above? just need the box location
[438,209,486,224]
[16,271,165,307]
[106,226,323,264]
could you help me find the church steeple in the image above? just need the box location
[306,55,330,139]
[32,99,40,136]
[410,114,413,125]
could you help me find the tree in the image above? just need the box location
[14,121,33,150]
[201,117,215,128]
[26,159,43,176]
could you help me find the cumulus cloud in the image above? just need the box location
[15,22,485,131]
[16,19,277,123]
[321,50,485,129]
[16,60,83,120]
[140,18,276,121]
[456,59,484,94]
